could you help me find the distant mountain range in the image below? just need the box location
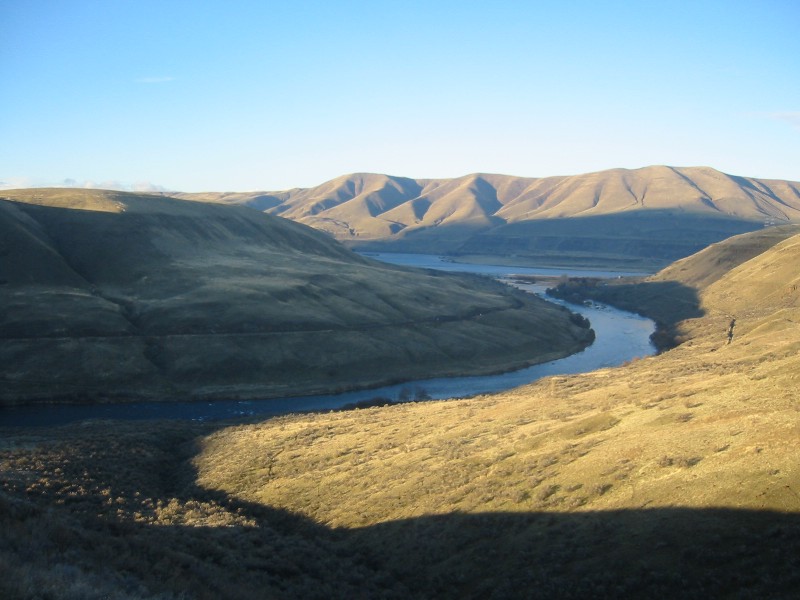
[175,166,800,268]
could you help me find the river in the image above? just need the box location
[0,254,655,427]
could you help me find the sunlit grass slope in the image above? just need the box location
[192,225,800,594]
[0,188,592,405]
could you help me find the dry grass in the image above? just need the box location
[194,341,800,526]
[0,423,410,599]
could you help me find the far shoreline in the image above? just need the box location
[355,249,663,274]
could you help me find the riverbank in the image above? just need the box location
[444,252,667,272]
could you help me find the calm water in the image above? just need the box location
[0,254,655,427]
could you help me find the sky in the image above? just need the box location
[1,0,798,192]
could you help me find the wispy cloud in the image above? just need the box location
[1,178,170,192]
[135,76,175,84]
[0,177,38,190]
[65,179,170,192]
[131,181,170,192]
[768,112,800,131]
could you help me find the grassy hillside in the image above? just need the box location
[0,189,593,405]
[176,166,800,267]
[2,222,799,598]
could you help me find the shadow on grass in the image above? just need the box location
[3,420,800,599]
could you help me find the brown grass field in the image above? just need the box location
[2,226,800,598]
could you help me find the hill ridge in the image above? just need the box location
[173,166,800,266]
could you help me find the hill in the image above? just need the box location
[176,166,800,268]
[2,220,799,597]
[0,188,593,405]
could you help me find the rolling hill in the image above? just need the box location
[176,166,800,268]
[0,188,593,405]
[2,214,799,597]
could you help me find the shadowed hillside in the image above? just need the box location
[176,166,800,267]
[0,189,593,405]
[2,217,799,598]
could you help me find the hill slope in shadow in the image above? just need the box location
[176,166,800,267]
[0,188,593,405]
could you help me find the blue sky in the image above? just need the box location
[1,0,798,191]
